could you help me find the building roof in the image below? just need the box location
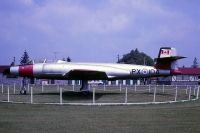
[178,67,200,75]
[0,65,10,73]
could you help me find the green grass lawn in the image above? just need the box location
[0,100,199,133]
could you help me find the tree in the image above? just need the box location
[20,50,31,65]
[67,56,71,62]
[118,48,154,66]
[192,57,198,68]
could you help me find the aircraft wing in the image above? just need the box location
[64,69,108,80]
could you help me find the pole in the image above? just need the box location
[153,87,156,102]
[93,87,95,104]
[186,86,188,94]
[60,87,62,105]
[104,83,106,91]
[120,84,122,92]
[2,84,3,94]
[134,84,137,92]
[125,87,128,104]
[13,83,16,94]
[31,87,33,104]
[42,84,44,93]
[175,87,178,102]
[149,84,151,93]
[162,84,165,93]
[193,87,196,96]
[189,87,191,100]
[27,83,30,93]
[7,86,10,102]
[73,84,75,91]
[196,86,199,99]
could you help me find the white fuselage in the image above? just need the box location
[10,62,171,80]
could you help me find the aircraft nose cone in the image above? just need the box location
[3,68,10,75]
[10,66,19,75]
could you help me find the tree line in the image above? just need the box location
[117,48,154,66]
[11,50,199,68]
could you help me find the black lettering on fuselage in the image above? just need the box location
[131,69,160,75]
[137,69,140,74]
[132,69,136,74]
[131,69,142,75]
[142,69,148,74]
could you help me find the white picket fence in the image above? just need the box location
[0,83,199,105]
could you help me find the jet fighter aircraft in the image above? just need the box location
[3,47,185,94]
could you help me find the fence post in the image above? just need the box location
[31,87,33,104]
[27,83,30,93]
[153,87,156,103]
[13,83,16,94]
[193,87,196,96]
[42,84,44,93]
[73,84,75,91]
[196,86,199,99]
[162,84,165,93]
[125,87,128,104]
[149,84,151,93]
[186,86,188,94]
[134,84,137,92]
[2,84,3,94]
[93,87,95,104]
[189,87,191,100]
[175,87,178,102]
[60,87,63,105]
[7,86,10,102]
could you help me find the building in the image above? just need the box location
[158,67,200,85]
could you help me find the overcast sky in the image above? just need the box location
[0,0,199,66]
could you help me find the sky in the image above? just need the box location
[0,0,200,67]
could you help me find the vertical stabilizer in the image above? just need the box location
[155,47,185,73]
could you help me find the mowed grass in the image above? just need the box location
[0,100,200,133]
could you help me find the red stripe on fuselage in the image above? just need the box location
[19,65,33,77]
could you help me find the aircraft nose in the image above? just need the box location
[10,66,19,75]
[3,67,10,75]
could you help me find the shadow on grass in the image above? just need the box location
[142,92,174,96]
[34,91,122,101]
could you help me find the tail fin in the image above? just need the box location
[154,47,185,71]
